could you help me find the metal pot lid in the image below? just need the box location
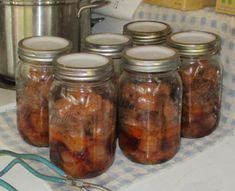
[167,31,221,57]
[0,0,78,5]
[18,36,72,63]
[123,20,172,45]
[123,45,179,73]
[54,53,113,82]
[85,33,132,58]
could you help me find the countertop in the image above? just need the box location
[123,134,235,191]
[0,88,16,112]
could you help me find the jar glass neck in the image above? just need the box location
[123,69,178,78]
[180,54,219,63]
[53,77,113,88]
[19,60,53,67]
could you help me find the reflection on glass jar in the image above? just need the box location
[49,53,116,178]
[167,31,223,138]
[16,36,72,147]
[118,46,182,164]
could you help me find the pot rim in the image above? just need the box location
[0,0,79,5]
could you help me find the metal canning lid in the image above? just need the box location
[123,20,172,45]
[123,45,179,73]
[85,33,132,58]
[54,53,113,82]
[18,36,72,64]
[0,0,78,5]
[167,31,221,57]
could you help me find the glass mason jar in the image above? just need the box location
[123,20,172,46]
[49,53,117,178]
[84,33,132,82]
[118,46,182,164]
[16,36,72,147]
[167,31,223,138]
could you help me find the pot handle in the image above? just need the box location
[78,0,110,19]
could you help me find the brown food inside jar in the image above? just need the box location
[17,67,53,147]
[118,81,181,164]
[50,91,116,178]
[180,60,221,138]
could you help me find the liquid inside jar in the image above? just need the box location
[17,65,53,147]
[118,72,182,164]
[180,59,222,138]
[49,82,116,178]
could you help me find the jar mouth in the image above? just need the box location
[123,45,180,73]
[167,31,221,57]
[54,53,114,82]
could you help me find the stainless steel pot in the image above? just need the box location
[0,0,108,81]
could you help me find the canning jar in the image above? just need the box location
[118,46,182,164]
[49,53,116,178]
[123,20,172,46]
[16,36,72,147]
[167,31,222,138]
[84,33,132,81]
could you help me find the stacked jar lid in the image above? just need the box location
[123,20,172,46]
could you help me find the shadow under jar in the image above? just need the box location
[167,31,223,138]
[118,46,182,164]
[16,36,72,147]
[49,53,117,178]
